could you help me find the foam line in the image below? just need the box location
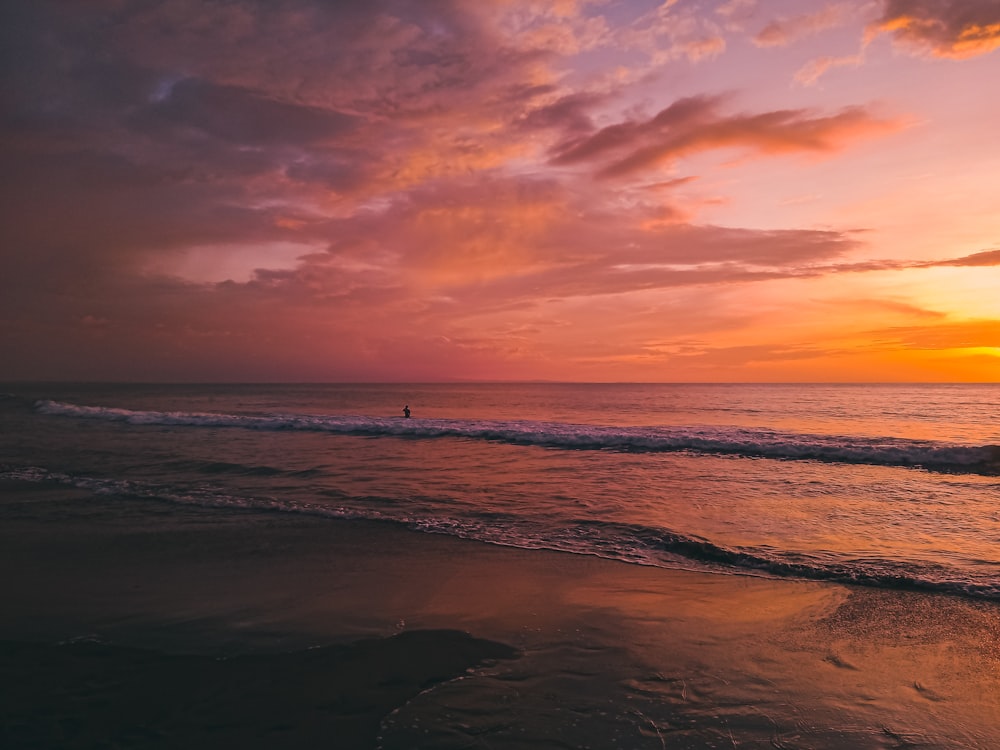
[36,400,1000,475]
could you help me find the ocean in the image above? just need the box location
[3,382,1000,748]
[4,382,999,598]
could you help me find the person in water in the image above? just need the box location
[403,405,411,418]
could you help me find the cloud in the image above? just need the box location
[789,247,1000,277]
[1,0,993,381]
[754,3,853,47]
[0,0,557,263]
[473,0,611,57]
[134,77,361,147]
[823,297,948,319]
[105,0,574,129]
[716,0,758,29]
[926,248,1000,267]
[666,342,837,366]
[618,1,727,63]
[869,0,1000,59]
[794,53,865,86]
[516,92,605,134]
[192,172,865,317]
[550,96,903,178]
[870,320,1000,350]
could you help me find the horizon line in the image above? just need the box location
[4,380,999,387]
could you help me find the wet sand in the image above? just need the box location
[2,479,999,748]
[1,632,516,750]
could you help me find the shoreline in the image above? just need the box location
[3,480,1000,748]
[1,631,517,750]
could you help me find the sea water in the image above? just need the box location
[3,382,999,601]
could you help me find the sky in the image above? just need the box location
[2,0,999,383]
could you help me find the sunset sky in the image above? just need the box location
[2,0,999,382]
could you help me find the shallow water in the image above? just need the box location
[3,382,1000,600]
[4,407,1000,750]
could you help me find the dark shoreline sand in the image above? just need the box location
[3,479,999,748]
[1,632,517,750]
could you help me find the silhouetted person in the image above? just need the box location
[403,404,411,418]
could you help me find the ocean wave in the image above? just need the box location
[4,465,999,601]
[35,399,1000,475]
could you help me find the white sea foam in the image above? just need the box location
[4,464,999,601]
[34,399,1000,474]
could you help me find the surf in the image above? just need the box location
[35,399,1000,476]
[5,464,999,602]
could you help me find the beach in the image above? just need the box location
[6,0,1000,743]
[4,477,999,749]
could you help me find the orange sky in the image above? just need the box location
[2,0,999,382]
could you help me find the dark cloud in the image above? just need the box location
[1,145,295,264]
[871,0,1000,59]
[0,3,532,312]
[284,156,375,193]
[108,0,549,120]
[516,92,605,134]
[134,78,360,147]
[551,96,721,166]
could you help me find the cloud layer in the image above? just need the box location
[1,0,998,381]
[871,0,1000,59]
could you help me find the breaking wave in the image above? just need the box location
[4,465,999,601]
[36,399,1000,475]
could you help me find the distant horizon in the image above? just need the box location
[3,1,999,382]
[6,379,999,387]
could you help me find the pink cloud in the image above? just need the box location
[793,53,865,86]
[826,298,948,320]
[754,3,853,47]
[617,1,727,63]
[926,248,1000,267]
[2,0,995,382]
[551,96,902,178]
